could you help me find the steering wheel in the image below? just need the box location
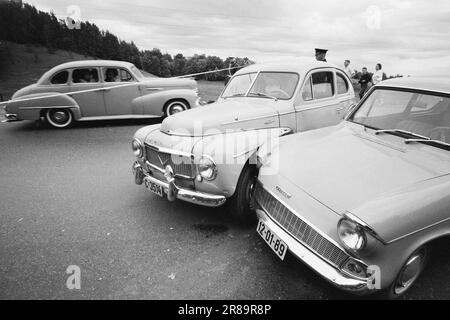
[429,127,450,143]
[267,88,290,99]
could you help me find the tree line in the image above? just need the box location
[0,0,253,80]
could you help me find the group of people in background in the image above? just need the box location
[314,48,387,99]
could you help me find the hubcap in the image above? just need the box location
[394,248,426,295]
[52,111,69,124]
[169,104,185,115]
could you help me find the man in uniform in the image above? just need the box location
[315,48,328,62]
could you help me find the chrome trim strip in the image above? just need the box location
[145,143,194,159]
[220,113,278,126]
[386,217,450,244]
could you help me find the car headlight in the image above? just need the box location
[197,155,217,181]
[132,138,143,158]
[338,218,367,252]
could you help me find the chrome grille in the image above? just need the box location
[254,183,349,268]
[145,146,194,178]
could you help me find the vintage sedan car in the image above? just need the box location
[132,60,355,222]
[254,78,450,298]
[2,60,199,128]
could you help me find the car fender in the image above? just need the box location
[136,89,198,116]
[191,127,292,197]
[7,92,81,120]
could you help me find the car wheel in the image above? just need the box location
[46,109,73,128]
[164,100,189,117]
[382,246,428,299]
[227,164,258,226]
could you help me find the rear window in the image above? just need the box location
[51,71,69,84]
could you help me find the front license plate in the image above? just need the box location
[257,220,288,260]
[144,178,164,197]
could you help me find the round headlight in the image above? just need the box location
[338,219,367,252]
[197,155,217,181]
[132,139,143,158]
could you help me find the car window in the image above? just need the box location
[51,71,69,84]
[222,73,257,98]
[301,77,313,101]
[312,72,334,99]
[72,68,99,83]
[248,72,299,100]
[119,69,134,82]
[336,72,349,95]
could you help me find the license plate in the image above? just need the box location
[144,178,164,197]
[257,220,288,260]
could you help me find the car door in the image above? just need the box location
[294,69,344,132]
[101,67,142,116]
[69,67,106,117]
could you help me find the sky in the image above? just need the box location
[26,0,450,77]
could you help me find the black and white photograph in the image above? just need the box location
[0,0,449,305]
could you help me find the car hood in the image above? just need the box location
[274,123,450,224]
[160,98,281,137]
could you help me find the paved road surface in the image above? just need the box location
[0,119,449,299]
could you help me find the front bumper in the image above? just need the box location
[256,208,372,294]
[133,161,226,208]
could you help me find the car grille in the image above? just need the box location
[254,183,349,268]
[145,145,194,178]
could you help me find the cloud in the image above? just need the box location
[27,0,450,77]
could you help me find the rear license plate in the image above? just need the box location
[257,220,288,260]
[144,178,164,197]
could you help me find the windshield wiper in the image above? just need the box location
[375,129,430,140]
[223,93,246,99]
[248,92,278,101]
[405,139,450,150]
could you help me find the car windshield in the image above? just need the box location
[221,72,299,100]
[350,88,450,147]
[222,72,257,98]
[248,72,299,100]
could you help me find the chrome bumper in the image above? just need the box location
[2,113,21,123]
[256,209,371,294]
[132,161,226,208]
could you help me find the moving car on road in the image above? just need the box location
[132,61,355,222]
[3,60,199,128]
[254,78,450,298]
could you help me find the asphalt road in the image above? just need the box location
[0,118,449,300]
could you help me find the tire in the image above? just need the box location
[227,164,258,226]
[164,100,189,117]
[46,108,73,128]
[380,246,428,299]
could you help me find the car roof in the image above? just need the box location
[53,60,135,69]
[375,77,450,94]
[234,60,344,76]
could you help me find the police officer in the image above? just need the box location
[315,48,328,62]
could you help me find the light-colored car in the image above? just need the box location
[132,60,355,222]
[3,60,199,128]
[254,78,450,298]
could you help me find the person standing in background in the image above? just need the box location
[343,60,354,79]
[372,63,384,85]
[358,67,373,99]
